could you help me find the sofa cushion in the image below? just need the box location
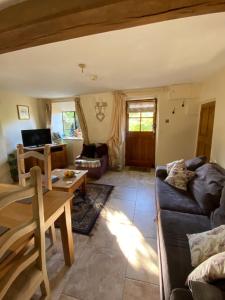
[81,143,96,158]
[155,166,167,179]
[159,210,211,300]
[190,281,225,300]
[170,288,193,300]
[156,178,205,215]
[75,158,101,169]
[211,186,225,228]
[187,225,225,267]
[185,156,207,171]
[189,163,225,214]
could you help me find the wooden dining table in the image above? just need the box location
[0,183,75,266]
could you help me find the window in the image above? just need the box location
[127,101,155,132]
[62,111,80,137]
[128,111,154,132]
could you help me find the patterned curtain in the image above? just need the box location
[45,100,52,129]
[107,91,126,170]
[75,97,89,145]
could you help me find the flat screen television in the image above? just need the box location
[21,129,52,147]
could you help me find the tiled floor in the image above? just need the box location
[42,170,160,300]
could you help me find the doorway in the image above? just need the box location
[125,99,156,168]
[196,101,215,161]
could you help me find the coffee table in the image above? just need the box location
[52,169,88,194]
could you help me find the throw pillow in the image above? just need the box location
[187,252,225,285]
[95,143,108,158]
[165,160,195,191]
[189,163,225,213]
[211,185,225,228]
[166,159,185,174]
[81,144,96,158]
[185,156,207,171]
[187,225,225,267]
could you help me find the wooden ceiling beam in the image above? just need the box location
[0,0,225,54]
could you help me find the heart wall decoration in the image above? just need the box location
[95,101,107,122]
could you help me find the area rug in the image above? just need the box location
[71,183,113,235]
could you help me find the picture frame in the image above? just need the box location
[17,105,30,120]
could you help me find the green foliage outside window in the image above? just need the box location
[128,112,154,132]
[62,111,80,137]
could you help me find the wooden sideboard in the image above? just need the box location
[24,144,68,172]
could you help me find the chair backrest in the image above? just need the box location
[17,144,52,190]
[0,166,49,299]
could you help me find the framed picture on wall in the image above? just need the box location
[17,105,30,120]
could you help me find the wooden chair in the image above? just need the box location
[17,144,56,247]
[17,144,52,190]
[0,166,50,300]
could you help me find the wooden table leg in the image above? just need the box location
[58,201,74,266]
[49,224,57,246]
[81,175,87,196]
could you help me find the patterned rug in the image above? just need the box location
[71,183,114,235]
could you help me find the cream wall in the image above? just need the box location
[125,85,200,165]
[0,91,45,182]
[199,67,225,168]
[80,92,114,143]
[80,84,200,166]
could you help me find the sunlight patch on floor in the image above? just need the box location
[105,208,159,276]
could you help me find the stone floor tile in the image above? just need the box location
[63,246,127,300]
[123,279,160,300]
[126,238,159,284]
[133,210,157,238]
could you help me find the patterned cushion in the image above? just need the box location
[75,158,101,169]
[165,160,195,191]
[167,159,185,174]
[187,225,225,267]
[187,251,225,284]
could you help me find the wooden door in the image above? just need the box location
[196,101,215,161]
[125,100,156,168]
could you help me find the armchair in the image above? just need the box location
[75,143,109,179]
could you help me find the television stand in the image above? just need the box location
[24,144,68,171]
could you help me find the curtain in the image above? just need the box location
[45,100,52,129]
[107,91,126,170]
[127,101,155,112]
[75,97,89,145]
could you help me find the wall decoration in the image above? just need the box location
[95,101,107,121]
[17,105,30,120]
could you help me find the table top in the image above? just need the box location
[0,183,74,230]
[52,169,88,190]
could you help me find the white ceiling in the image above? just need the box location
[0,12,225,98]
